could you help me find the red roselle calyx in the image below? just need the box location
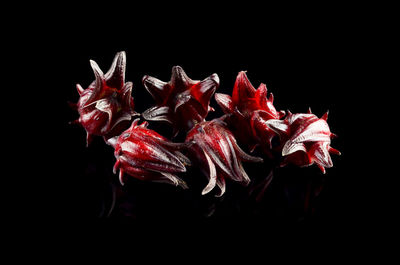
[70,50,342,198]
[142,66,219,136]
[185,119,263,196]
[72,51,138,145]
[215,71,285,157]
[266,109,341,173]
[107,118,190,188]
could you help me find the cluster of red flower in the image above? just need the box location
[71,51,340,197]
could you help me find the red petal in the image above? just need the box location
[84,60,105,106]
[171,66,195,91]
[104,51,126,89]
[255,83,268,108]
[214,93,234,114]
[232,71,256,106]
[142,75,170,105]
[201,151,217,195]
[309,142,333,170]
[191,73,219,112]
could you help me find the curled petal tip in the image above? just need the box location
[210,73,220,84]
[113,159,121,174]
[179,180,189,189]
[317,164,326,174]
[119,169,125,185]
[89,60,104,76]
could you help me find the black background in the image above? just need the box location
[20,3,370,244]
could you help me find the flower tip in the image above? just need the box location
[237,70,248,79]
[89,59,105,78]
[318,165,327,174]
[117,50,126,58]
[76,84,85,95]
[107,136,118,148]
[180,180,189,189]
[322,110,329,121]
[210,73,220,85]
[142,74,149,83]
[172,65,185,75]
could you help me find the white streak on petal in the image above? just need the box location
[105,51,126,83]
[265,119,289,134]
[292,119,331,143]
[201,151,217,195]
[95,99,113,132]
[238,162,251,185]
[226,135,243,182]
[174,151,192,166]
[142,106,171,123]
[142,75,168,100]
[160,172,188,189]
[214,93,233,113]
[311,142,333,168]
[87,60,105,103]
[109,112,132,131]
[282,142,307,156]
[194,135,232,178]
[287,113,314,125]
[215,177,226,197]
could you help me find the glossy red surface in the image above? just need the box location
[70,51,341,195]
[266,110,341,173]
[142,66,219,135]
[215,71,285,156]
[186,119,262,196]
[109,119,190,187]
[72,52,138,145]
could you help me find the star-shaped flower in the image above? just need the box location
[142,66,219,136]
[266,109,341,173]
[72,51,138,145]
[215,71,285,156]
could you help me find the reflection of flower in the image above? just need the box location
[215,71,285,157]
[266,110,341,173]
[108,119,190,188]
[71,51,138,145]
[142,66,219,136]
[185,119,263,196]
